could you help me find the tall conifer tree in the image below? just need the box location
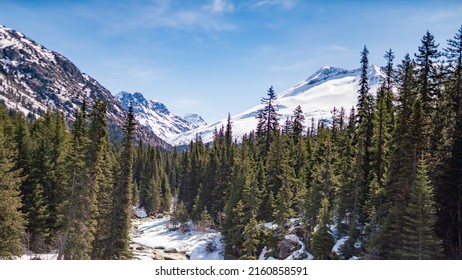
[395,156,442,259]
[0,112,25,259]
[352,45,374,230]
[58,103,91,260]
[106,104,136,259]
[438,25,462,258]
[256,86,280,158]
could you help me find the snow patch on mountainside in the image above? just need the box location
[169,65,385,146]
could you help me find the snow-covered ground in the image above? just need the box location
[16,251,58,260]
[131,217,224,260]
[15,209,346,260]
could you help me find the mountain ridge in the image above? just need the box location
[0,24,168,147]
[169,65,385,146]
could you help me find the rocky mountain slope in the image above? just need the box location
[0,24,167,147]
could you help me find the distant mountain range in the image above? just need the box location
[169,65,385,146]
[1,24,384,148]
[0,24,204,147]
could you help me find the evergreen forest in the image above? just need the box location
[1,26,462,260]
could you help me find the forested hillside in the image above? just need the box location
[1,25,462,260]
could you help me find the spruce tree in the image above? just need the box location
[91,143,116,259]
[304,125,339,231]
[0,117,25,259]
[160,170,172,213]
[241,150,261,221]
[395,157,442,259]
[256,86,280,158]
[242,211,260,259]
[364,57,395,257]
[198,208,212,232]
[106,104,136,259]
[265,131,284,196]
[177,201,189,233]
[58,104,91,260]
[274,175,294,228]
[335,108,356,238]
[82,99,109,259]
[26,183,49,253]
[383,86,426,259]
[273,138,296,228]
[438,25,462,258]
[384,48,395,93]
[216,114,236,222]
[352,45,374,232]
[12,115,33,216]
[28,111,69,248]
[415,30,441,118]
[292,105,305,140]
[310,198,334,260]
[369,54,395,188]
[146,173,162,215]
[11,114,46,250]
[226,200,245,258]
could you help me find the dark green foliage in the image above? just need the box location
[415,30,441,117]
[242,211,260,259]
[3,25,462,261]
[383,78,426,259]
[438,25,462,259]
[304,125,338,231]
[364,52,395,258]
[256,86,280,158]
[26,111,69,249]
[310,198,334,259]
[57,100,112,260]
[91,144,116,259]
[170,200,189,233]
[395,157,442,259]
[335,108,356,237]
[350,46,374,243]
[59,103,92,260]
[106,104,136,259]
[198,208,212,232]
[0,110,25,259]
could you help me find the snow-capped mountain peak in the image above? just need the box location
[169,65,385,146]
[116,91,206,141]
[183,113,207,128]
[279,65,385,98]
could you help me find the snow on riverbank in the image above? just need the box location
[131,217,224,260]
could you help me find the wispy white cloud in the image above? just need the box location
[209,0,235,13]
[248,0,298,10]
[74,0,237,33]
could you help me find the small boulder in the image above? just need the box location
[277,238,302,259]
[152,254,165,260]
[164,248,178,254]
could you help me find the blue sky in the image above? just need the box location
[1,0,461,123]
